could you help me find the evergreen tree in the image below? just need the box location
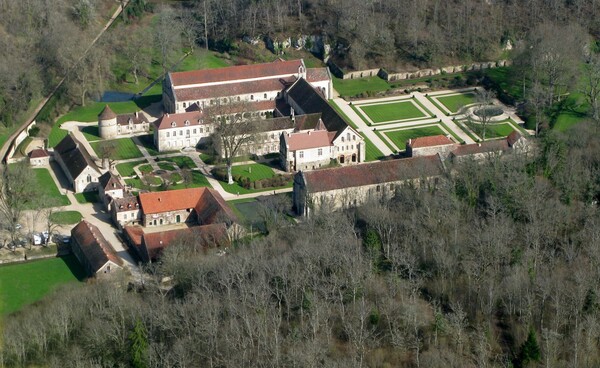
[129,318,148,368]
[518,329,541,367]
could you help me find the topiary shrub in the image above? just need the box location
[211,167,228,181]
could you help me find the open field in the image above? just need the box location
[32,168,71,207]
[115,160,147,177]
[358,100,427,123]
[465,121,516,140]
[384,126,447,150]
[90,137,143,160]
[0,255,85,315]
[333,76,390,97]
[49,211,82,225]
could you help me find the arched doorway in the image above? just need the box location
[159,219,163,225]
[339,155,345,164]
[352,154,357,162]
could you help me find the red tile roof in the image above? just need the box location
[301,156,444,193]
[138,188,236,223]
[113,195,140,213]
[139,188,205,214]
[174,77,296,102]
[306,68,330,82]
[169,59,304,86]
[506,130,522,146]
[408,135,455,148]
[28,149,49,158]
[116,112,149,126]
[71,220,123,273]
[285,130,332,151]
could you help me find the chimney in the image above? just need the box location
[291,107,295,123]
[158,197,161,202]
[135,111,138,118]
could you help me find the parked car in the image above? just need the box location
[32,233,43,245]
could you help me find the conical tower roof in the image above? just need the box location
[98,105,117,120]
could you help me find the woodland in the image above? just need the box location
[1,0,600,367]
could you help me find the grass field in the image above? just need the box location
[81,126,102,142]
[137,134,162,156]
[162,156,197,169]
[0,255,85,315]
[364,136,387,161]
[170,171,212,190]
[49,211,83,225]
[333,76,390,97]
[384,126,447,150]
[74,191,99,204]
[157,162,177,171]
[359,100,426,123]
[90,137,143,160]
[466,121,516,140]
[139,164,153,174]
[219,163,291,195]
[32,168,70,207]
[434,93,477,113]
[116,160,147,177]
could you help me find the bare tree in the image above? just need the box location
[475,88,496,141]
[581,54,600,123]
[0,162,36,247]
[207,101,258,184]
[154,6,181,74]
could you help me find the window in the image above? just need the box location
[87,174,92,183]
[166,132,170,137]
[183,102,186,108]
[179,130,183,136]
[184,120,190,126]
[376,185,381,192]
[250,95,254,100]
[124,213,127,219]
[341,137,345,142]
[193,129,196,134]
[353,135,356,141]
[264,93,267,99]
[299,151,304,158]
[199,127,203,133]
[171,122,177,127]
[347,133,351,141]
[318,148,323,156]
[237,96,241,101]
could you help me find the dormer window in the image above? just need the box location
[184,120,190,126]
[171,122,177,127]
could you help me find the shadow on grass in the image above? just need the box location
[81,126,100,139]
[60,254,87,281]
[134,94,162,109]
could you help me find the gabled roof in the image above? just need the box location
[98,105,117,120]
[54,133,100,179]
[408,135,455,149]
[173,77,296,102]
[294,113,323,131]
[169,59,304,87]
[300,155,444,193]
[507,130,522,146]
[99,171,124,191]
[71,220,123,274]
[116,112,149,126]
[306,67,330,82]
[138,188,236,224]
[113,195,140,213]
[125,224,229,262]
[450,140,509,157]
[284,130,332,151]
[286,78,348,138]
[28,148,49,158]
[153,111,206,131]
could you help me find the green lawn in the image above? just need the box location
[434,93,477,113]
[0,255,85,315]
[157,162,177,171]
[32,168,70,207]
[162,156,197,169]
[90,137,143,160]
[332,76,391,97]
[466,121,516,140]
[74,191,99,204]
[359,101,426,123]
[177,49,231,70]
[553,93,589,131]
[137,134,162,156]
[138,164,153,174]
[115,160,147,177]
[170,171,212,190]
[81,126,102,142]
[232,163,275,181]
[49,211,83,225]
[384,126,447,150]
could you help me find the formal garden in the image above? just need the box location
[352,98,433,125]
[120,156,211,192]
[211,163,292,195]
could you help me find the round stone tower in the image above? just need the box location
[98,105,118,139]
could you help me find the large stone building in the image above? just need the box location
[98,105,150,139]
[281,78,365,170]
[293,155,445,216]
[54,133,102,192]
[71,220,123,278]
[162,59,332,114]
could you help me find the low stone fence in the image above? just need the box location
[328,60,511,82]
[6,120,37,161]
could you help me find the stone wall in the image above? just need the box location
[7,120,37,161]
[342,68,381,80]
